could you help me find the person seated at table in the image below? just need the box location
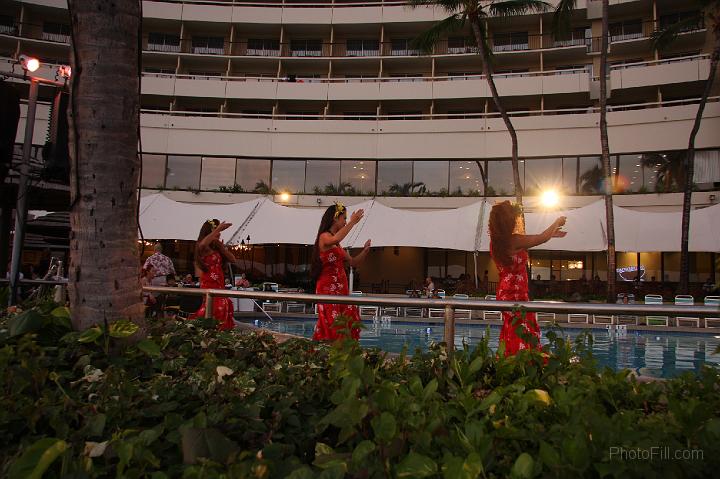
[408,289,421,298]
[422,276,435,297]
[181,273,195,287]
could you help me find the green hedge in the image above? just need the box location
[0,303,718,478]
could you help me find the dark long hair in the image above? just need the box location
[194,218,223,273]
[310,206,342,282]
[489,201,519,267]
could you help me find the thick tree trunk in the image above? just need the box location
[470,17,523,206]
[678,34,720,295]
[67,0,145,331]
[599,0,616,303]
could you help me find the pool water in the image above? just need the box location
[242,318,720,379]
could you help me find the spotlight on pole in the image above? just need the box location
[540,189,560,209]
[19,55,40,72]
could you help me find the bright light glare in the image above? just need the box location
[279,192,290,202]
[540,190,560,208]
[21,55,40,72]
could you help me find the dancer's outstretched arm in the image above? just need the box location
[319,209,364,250]
[511,216,567,251]
[346,239,371,267]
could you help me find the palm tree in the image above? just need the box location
[410,0,549,205]
[253,180,273,194]
[579,164,604,194]
[67,0,145,330]
[554,0,616,302]
[387,182,427,196]
[652,1,720,294]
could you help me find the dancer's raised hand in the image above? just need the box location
[350,209,364,225]
[363,239,372,249]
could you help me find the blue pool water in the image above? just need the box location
[242,318,720,379]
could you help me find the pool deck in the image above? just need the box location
[234,312,720,335]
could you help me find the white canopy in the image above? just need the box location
[139,194,719,253]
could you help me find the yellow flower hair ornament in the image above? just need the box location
[333,202,346,220]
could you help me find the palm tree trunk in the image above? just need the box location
[599,0,616,303]
[470,16,523,205]
[67,0,145,331]
[678,34,720,295]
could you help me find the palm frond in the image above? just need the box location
[411,13,466,53]
[487,0,551,18]
[550,0,578,40]
[651,14,704,52]
[408,0,466,15]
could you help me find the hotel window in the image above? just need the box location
[285,111,319,120]
[147,32,181,53]
[577,156,603,194]
[246,38,280,56]
[201,157,236,190]
[450,161,485,195]
[390,39,419,56]
[305,160,341,195]
[192,36,225,55]
[0,15,15,35]
[143,67,176,77]
[487,160,524,196]
[386,111,422,120]
[141,154,167,189]
[346,39,380,57]
[553,26,591,48]
[492,31,529,52]
[377,161,413,195]
[290,39,323,57]
[271,160,305,194]
[236,159,271,192]
[448,37,474,54]
[341,160,376,195]
[524,158,562,195]
[42,22,71,43]
[660,11,703,32]
[413,161,449,195]
[165,155,201,190]
[694,149,720,189]
[561,157,579,194]
[609,19,643,42]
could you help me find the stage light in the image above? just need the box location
[20,55,40,72]
[540,189,560,208]
[279,192,290,202]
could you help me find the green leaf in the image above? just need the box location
[511,452,534,479]
[180,427,239,465]
[86,414,106,438]
[396,451,437,478]
[137,339,162,357]
[108,320,139,338]
[286,466,315,479]
[538,440,560,467]
[351,440,375,464]
[313,443,349,471]
[479,390,501,411]
[9,309,44,337]
[315,442,335,457]
[468,356,484,375]
[50,306,72,329]
[78,326,103,344]
[371,412,397,443]
[8,438,68,479]
[423,378,438,400]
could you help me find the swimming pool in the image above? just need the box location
[241,317,720,379]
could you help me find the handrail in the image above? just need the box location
[145,286,720,350]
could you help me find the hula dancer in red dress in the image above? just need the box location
[311,203,372,341]
[489,201,567,356]
[189,219,238,330]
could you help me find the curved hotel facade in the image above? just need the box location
[2,0,719,292]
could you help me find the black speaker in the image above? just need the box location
[0,80,21,186]
[42,89,69,183]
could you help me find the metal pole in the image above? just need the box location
[444,305,455,352]
[204,292,214,319]
[349,266,354,292]
[9,78,39,306]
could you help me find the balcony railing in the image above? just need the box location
[40,32,71,43]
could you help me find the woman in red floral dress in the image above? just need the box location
[311,203,372,341]
[489,201,567,356]
[189,219,238,330]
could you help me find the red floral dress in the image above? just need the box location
[189,251,234,330]
[313,246,360,341]
[491,246,541,356]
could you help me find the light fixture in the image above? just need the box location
[19,55,40,72]
[279,192,290,202]
[57,65,71,78]
[540,189,560,208]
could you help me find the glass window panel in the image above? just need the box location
[617,154,645,193]
[524,158,562,195]
[141,154,166,189]
[341,160,376,195]
[235,159,271,192]
[305,160,341,194]
[562,157,578,194]
[377,161,413,195]
[272,160,305,193]
[487,160,523,196]
[578,156,603,194]
[413,161,449,194]
[639,151,686,193]
[449,161,485,196]
[693,149,720,190]
[200,157,236,190]
[165,155,201,190]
